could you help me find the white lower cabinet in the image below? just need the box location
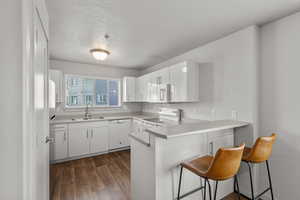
[51,120,131,162]
[69,124,90,157]
[50,124,68,161]
[109,119,131,150]
[207,130,234,199]
[90,126,109,153]
[69,122,109,157]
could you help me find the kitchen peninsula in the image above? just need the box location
[130,118,249,200]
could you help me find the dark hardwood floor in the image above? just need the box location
[50,150,245,200]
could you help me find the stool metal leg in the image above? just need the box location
[204,179,207,200]
[177,166,183,200]
[214,181,218,200]
[234,175,241,200]
[266,160,274,200]
[247,162,255,200]
[207,179,212,200]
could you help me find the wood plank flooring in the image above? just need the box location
[50,150,245,200]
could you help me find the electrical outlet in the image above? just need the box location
[231,110,238,120]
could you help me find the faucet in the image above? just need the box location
[84,104,92,120]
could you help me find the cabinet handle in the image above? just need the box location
[86,130,89,138]
[209,142,214,156]
[64,132,66,141]
[91,129,94,138]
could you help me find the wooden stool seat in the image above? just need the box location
[177,144,245,200]
[242,147,252,160]
[235,133,277,200]
[181,155,213,178]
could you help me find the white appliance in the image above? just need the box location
[131,108,183,146]
[157,84,171,103]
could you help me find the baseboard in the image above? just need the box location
[50,146,130,164]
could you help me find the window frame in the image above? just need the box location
[64,74,122,109]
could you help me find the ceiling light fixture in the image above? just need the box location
[90,48,110,61]
[90,34,111,61]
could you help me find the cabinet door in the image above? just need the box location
[123,77,136,102]
[140,74,150,101]
[148,72,158,102]
[157,67,170,85]
[169,62,188,102]
[208,134,234,156]
[169,61,199,102]
[69,124,90,157]
[90,126,109,154]
[155,68,170,102]
[49,69,63,103]
[51,130,68,161]
[109,120,131,149]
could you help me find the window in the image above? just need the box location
[65,75,121,108]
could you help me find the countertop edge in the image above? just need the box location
[146,121,250,139]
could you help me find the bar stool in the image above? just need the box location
[177,144,245,200]
[237,133,277,200]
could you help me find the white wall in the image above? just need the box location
[142,26,259,123]
[141,26,260,196]
[0,0,22,199]
[50,59,142,115]
[260,12,300,200]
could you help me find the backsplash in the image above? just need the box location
[54,103,142,117]
[142,102,214,120]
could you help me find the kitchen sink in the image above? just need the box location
[71,116,105,121]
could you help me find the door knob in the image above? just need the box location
[45,136,55,144]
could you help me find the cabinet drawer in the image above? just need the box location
[207,129,233,140]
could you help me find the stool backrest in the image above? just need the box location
[206,144,245,180]
[247,133,277,163]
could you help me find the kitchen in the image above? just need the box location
[2,0,300,200]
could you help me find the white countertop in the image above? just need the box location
[50,112,157,124]
[145,120,249,138]
[51,113,249,139]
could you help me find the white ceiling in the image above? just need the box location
[47,0,300,69]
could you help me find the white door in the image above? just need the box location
[69,124,90,157]
[33,11,49,200]
[90,127,109,153]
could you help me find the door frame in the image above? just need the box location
[22,0,49,200]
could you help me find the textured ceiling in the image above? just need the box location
[47,0,300,69]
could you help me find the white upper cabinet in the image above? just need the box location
[49,69,64,103]
[138,74,150,102]
[123,77,136,102]
[169,61,200,102]
[147,68,170,103]
[123,61,199,103]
